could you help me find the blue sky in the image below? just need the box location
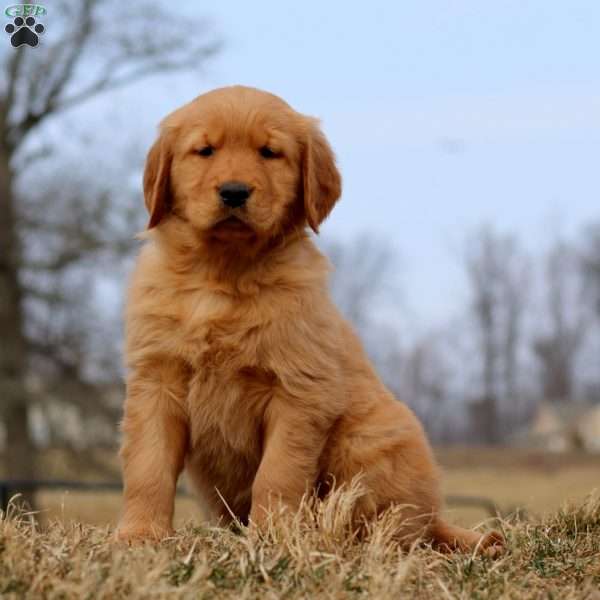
[90,1,600,328]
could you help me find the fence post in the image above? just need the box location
[0,482,10,514]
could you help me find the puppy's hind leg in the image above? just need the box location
[428,518,505,556]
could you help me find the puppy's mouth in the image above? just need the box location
[210,215,256,240]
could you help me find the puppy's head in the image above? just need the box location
[143,86,341,243]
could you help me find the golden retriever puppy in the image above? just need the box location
[116,85,503,553]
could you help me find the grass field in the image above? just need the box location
[1,487,599,599]
[29,447,600,530]
[1,448,599,598]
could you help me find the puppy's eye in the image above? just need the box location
[259,146,280,159]
[197,146,214,157]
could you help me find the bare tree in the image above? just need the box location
[401,333,451,439]
[463,226,530,443]
[582,223,600,319]
[322,234,405,392]
[0,0,219,496]
[533,238,591,403]
[324,234,398,330]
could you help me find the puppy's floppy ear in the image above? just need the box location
[143,130,173,229]
[301,118,342,233]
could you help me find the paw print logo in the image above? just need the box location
[5,16,45,48]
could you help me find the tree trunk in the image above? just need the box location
[0,137,36,507]
[480,296,499,444]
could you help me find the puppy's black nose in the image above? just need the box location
[219,181,252,208]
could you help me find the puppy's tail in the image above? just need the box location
[428,518,505,556]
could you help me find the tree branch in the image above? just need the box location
[54,43,220,114]
[6,0,220,146]
[2,49,25,121]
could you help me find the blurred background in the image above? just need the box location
[1,0,599,526]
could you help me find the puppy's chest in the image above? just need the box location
[174,290,266,371]
[173,289,277,450]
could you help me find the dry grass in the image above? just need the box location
[1,483,599,599]
[31,447,600,529]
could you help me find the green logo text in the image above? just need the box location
[5,4,46,17]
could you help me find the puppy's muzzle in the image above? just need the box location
[219,181,253,208]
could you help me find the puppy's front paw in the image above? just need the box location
[478,530,506,558]
[115,521,173,545]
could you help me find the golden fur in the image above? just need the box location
[116,86,503,553]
